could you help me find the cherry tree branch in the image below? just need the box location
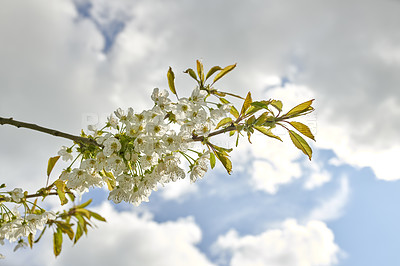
[0,117,101,147]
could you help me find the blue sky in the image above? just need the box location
[1,0,400,265]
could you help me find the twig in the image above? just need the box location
[0,117,101,147]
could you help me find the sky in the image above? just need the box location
[1,0,400,265]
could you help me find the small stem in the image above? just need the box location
[192,124,237,142]
[0,117,101,147]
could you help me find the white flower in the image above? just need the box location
[114,107,134,124]
[13,239,28,252]
[108,187,131,204]
[151,88,169,103]
[174,98,193,121]
[190,152,210,183]
[9,188,24,203]
[107,114,118,128]
[145,119,167,136]
[95,151,107,171]
[189,87,207,106]
[106,154,126,175]
[139,153,159,170]
[103,137,121,157]
[58,146,73,161]
[80,159,97,171]
[194,119,213,136]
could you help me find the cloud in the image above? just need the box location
[159,178,199,201]
[213,219,341,266]
[6,202,215,266]
[308,176,350,222]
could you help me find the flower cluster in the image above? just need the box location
[59,87,231,206]
[0,204,56,252]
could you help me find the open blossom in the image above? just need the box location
[103,137,122,156]
[9,188,24,202]
[58,146,73,161]
[189,87,207,106]
[114,107,134,124]
[190,151,210,183]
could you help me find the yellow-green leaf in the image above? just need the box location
[219,98,230,104]
[216,117,233,129]
[283,99,314,118]
[288,130,312,160]
[167,67,177,95]
[205,66,222,81]
[56,221,74,240]
[54,179,68,205]
[255,112,269,126]
[230,106,239,119]
[76,199,92,209]
[88,211,107,222]
[210,152,216,169]
[253,126,282,141]
[271,100,283,112]
[47,156,60,177]
[75,209,91,219]
[251,100,271,110]
[28,233,34,249]
[212,63,236,84]
[53,228,63,257]
[197,60,204,84]
[184,68,198,82]
[288,121,315,141]
[214,150,232,174]
[240,92,252,115]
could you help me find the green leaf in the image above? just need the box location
[56,221,74,240]
[255,112,269,126]
[212,63,237,84]
[253,126,283,141]
[240,92,252,116]
[47,156,60,177]
[251,100,271,110]
[76,199,92,209]
[74,215,85,244]
[196,60,204,85]
[88,211,107,222]
[167,67,177,95]
[216,117,233,129]
[288,121,315,141]
[210,152,216,169]
[54,179,68,205]
[28,233,34,249]
[271,100,283,112]
[76,209,91,219]
[283,99,314,118]
[213,150,232,174]
[219,98,230,104]
[184,68,198,82]
[230,106,239,119]
[53,228,63,257]
[205,66,222,81]
[288,130,312,160]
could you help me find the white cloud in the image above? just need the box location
[213,219,341,266]
[308,176,350,222]
[6,202,215,266]
[303,161,332,190]
[159,178,198,201]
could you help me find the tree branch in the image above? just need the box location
[0,117,101,147]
